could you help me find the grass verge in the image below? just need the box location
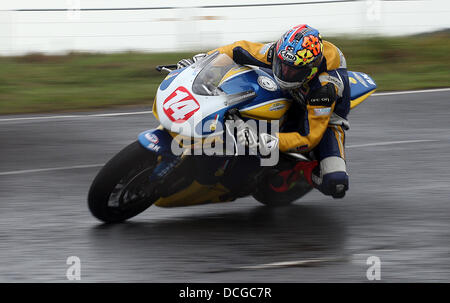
[1,32,449,115]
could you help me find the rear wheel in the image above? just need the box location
[252,168,312,207]
[88,141,159,223]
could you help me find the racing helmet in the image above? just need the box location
[272,24,324,90]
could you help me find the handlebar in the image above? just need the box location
[155,65,178,73]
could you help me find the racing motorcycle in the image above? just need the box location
[88,52,377,223]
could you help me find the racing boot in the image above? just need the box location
[311,156,349,199]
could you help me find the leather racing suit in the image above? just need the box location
[207,40,350,198]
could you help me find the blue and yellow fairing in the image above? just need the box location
[348,71,377,109]
[146,52,376,207]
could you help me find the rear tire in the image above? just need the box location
[88,141,159,223]
[252,170,312,207]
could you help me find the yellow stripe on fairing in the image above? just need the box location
[350,89,376,110]
[240,99,291,120]
[152,97,159,121]
[154,181,231,207]
[218,66,252,86]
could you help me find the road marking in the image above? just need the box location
[87,111,153,117]
[0,164,103,176]
[0,110,153,122]
[372,87,450,97]
[347,139,438,149]
[0,140,440,176]
[0,115,81,122]
[0,88,448,123]
[238,257,341,270]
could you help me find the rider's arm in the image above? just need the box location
[208,40,274,68]
[278,82,338,153]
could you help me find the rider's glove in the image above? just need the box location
[236,124,279,154]
[236,124,259,150]
[259,133,279,155]
[176,53,207,69]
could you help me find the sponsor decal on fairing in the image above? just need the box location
[257,76,278,92]
[163,86,200,123]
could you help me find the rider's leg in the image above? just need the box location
[312,125,348,198]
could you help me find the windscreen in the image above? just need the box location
[192,53,239,96]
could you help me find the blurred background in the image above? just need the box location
[1,0,450,54]
[0,0,449,114]
[1,1,450,283]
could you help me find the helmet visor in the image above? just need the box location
[272,54,312,85]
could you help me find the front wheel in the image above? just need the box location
[88,141,159,223]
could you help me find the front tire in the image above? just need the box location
[88,141,159,223]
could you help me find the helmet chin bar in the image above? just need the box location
[274,75,302,90]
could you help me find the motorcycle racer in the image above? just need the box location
[177,24,350,199]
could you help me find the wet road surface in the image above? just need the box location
[0,90,449,282]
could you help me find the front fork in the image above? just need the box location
[138,128,187,191]
[148,149,192,185]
